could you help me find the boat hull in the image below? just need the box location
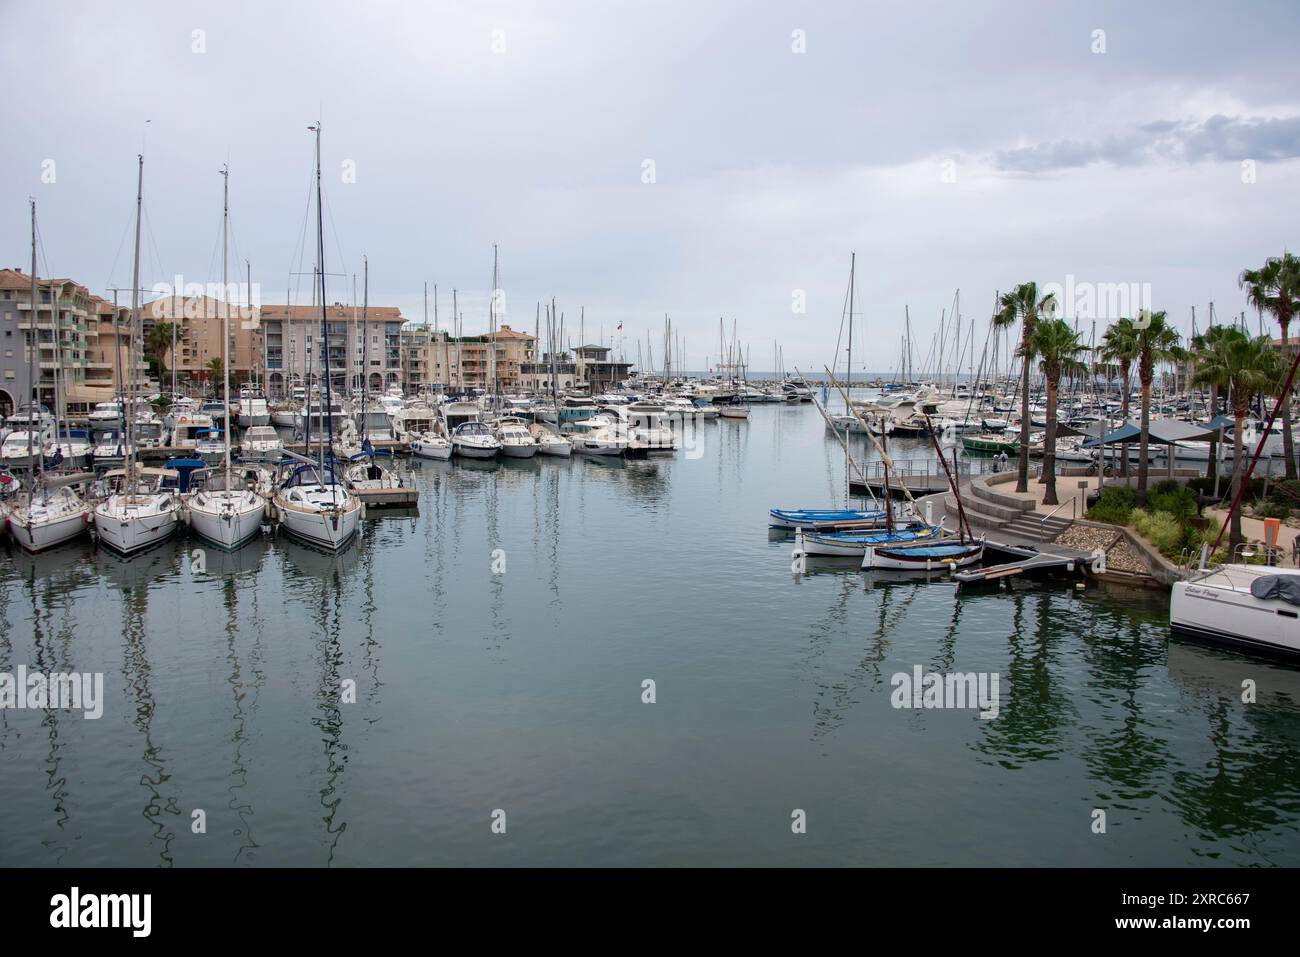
[188,494,267,549]
[7,510,89,552]
[797,526,939,558]
[500,443,538,458]
[275,497,361,550]
[864,541,985,571]
[94,501,180,555]
[411,439,453,460]
[453,441,499,459]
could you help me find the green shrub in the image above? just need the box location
[1131,509,1184,556]
[1147,483,1198,522]
[1085,486,1136,525]
[1255,499,1292,521]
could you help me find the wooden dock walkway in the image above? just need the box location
[953,540,1092,585]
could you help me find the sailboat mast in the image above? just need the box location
[126,155,144,483]
[310,123,336,492]
[845,252,855,508]
[27,202,37,504]
[221,163,232,482]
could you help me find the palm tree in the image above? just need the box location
[1240,253,1300,479]
[995,282,1058,493]
[1027,319,1089,506]
[1134,311,1183,507]
[206,356,224,397]
[145,321,176,384]
[1189,323,1235,486]
[1100,317,1139,477]
[1192,327,1281,552]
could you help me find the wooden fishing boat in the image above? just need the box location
[863,537,986,571]
[768,507,885,530]
[794,522,941,558]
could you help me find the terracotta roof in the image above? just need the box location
[259,303,404,322]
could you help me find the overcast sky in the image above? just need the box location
[2,0,1298,374]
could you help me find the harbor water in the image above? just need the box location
[2,402,1299,866]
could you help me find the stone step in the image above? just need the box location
[970,477,1036,512]
[944,494,1012,530]
[948,490,1027,523]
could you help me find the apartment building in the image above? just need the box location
[146,295,263,389]
[260,302,404,398]
[400,324,537,393]
[0,267,122,416]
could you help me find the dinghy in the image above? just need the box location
[863,537,985,571]
[769,507,885,530]
[794,522,942,558]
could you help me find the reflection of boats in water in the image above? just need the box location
[192,534,270,578]
[6,536,100,587]
[276,534,363,584]
[1166,638,1300,702]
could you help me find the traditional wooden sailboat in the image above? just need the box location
[864,413,985,571]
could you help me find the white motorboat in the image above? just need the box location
[529,424,572,457]
[171,412,215,450]
[1171,564,1300,658]
[270,399,299,428]
[195,428,227,464]
[240,425,284,461]
[87,401,124,431]
[410,431,453,460]
[54,429,94,469]
[718,401,750,420]
[93,466,182,555]
[1,430,57,469]
[186,468,266,549]
[493,417,539,458]
[273,462,361,551]
[7,482,91,552]
[570,424,629,456]
[236,389,271,427]
[451,421,501,459]
[92,430,126,467]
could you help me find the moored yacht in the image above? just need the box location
[1171,564,1300,657]
[93,465,182,555]
[7,479,91,552]
[273,461,361,550]
[186,467,267,549]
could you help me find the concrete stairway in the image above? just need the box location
[943,474,1074,542]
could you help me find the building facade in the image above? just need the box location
[146,295,263,392]
[0,268,137,416]
[400,324,536,393]
[259,303,405,398]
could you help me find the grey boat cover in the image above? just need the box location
[1249,574,1300,606]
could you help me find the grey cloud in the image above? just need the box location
[995,115,1300,173]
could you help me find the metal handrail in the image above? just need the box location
[1040,495,1078,532]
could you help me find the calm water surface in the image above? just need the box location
[2,403,1299,866]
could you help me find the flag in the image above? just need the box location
[616,322,623,331]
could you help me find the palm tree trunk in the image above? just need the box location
[1230,409,1245,552]
[1017,335,1031,493]
[1137,379,1151,507]
[1206,385,1218,484]
[1043,377,1059,506]
[1119,368,1130,478]
[1283,321,1297,480]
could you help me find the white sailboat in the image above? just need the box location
[94,156,181,556]
[187,165,267,550]
[271,122,361,551]
[8,202,92,552]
